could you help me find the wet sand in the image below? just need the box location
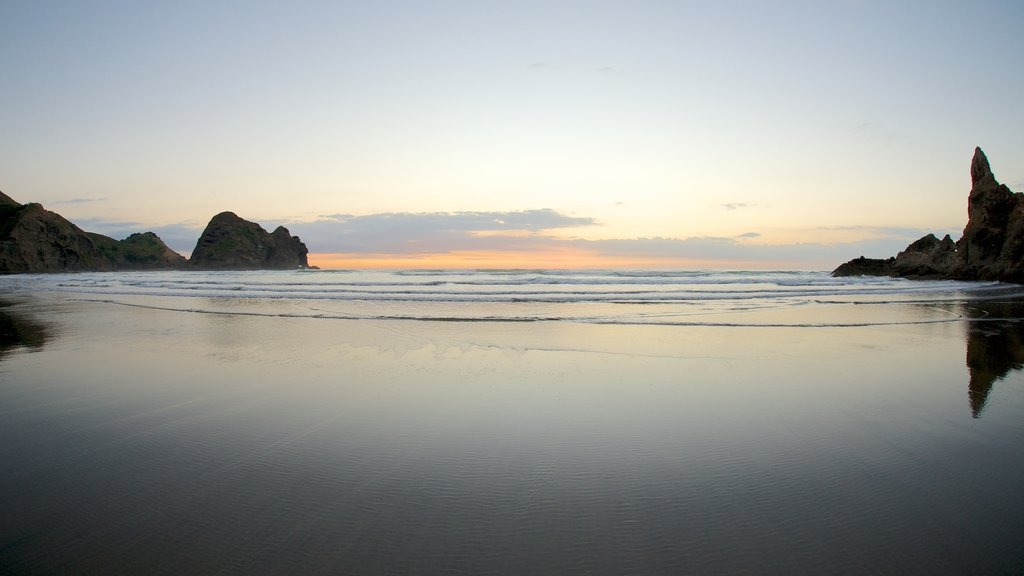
[1,293,1023,574]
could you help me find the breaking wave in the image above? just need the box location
[4,269,1023,326]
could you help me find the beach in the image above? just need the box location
[1,270,1023,574]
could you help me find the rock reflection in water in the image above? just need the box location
[964,301,1024,417]
[0,301,47,360]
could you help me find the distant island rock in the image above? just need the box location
[0,192,312,273]
[0,192,186,273]
[189,211,310,270]
[833,148,1024,284]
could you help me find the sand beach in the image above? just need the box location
[1,270,1023,574]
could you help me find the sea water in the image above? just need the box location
[3,268,1022,324]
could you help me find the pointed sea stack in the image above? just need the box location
[833,148,1024,284]
[956,148,1024,281]
[189,212,310,270]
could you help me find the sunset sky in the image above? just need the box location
[2,1,1022,269]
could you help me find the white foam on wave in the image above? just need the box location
[4,269,1022,325]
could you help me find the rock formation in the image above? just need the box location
[0,193,314,273]
[0,193,115,272]
[833,148,1024,283]
[830,256,895,277]
[89,231,188,270]
[189,211,310,270]
[1,192,185,273]
[956,148,1024,282]
[891,233,959,278]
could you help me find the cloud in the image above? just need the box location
[51,197,107,205]
[815,225,956,238]
[722,203,751,211]
[281,209,597,254]
[852,121,896,144]
[578,235,913,267]
[72,218,140,235]
[73,218,203,255]
[65,208,937,269]
[283,208,933,268]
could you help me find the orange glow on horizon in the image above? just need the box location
[307,250,813,270]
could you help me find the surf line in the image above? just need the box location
[67,298,971,328]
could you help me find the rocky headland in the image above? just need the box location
[189,211,309,270]
[0,192,311,273]
[0,192,187,273]
[833,148,1024,283]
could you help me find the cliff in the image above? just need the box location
[0,193,314,273]
[0,194,115,273]
[956,148,1024,282]
[0,193,183,273]
[189,211,310,270]
[833,148,1024,283]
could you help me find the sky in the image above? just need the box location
[2,0,1022,269]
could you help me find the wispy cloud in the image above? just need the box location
[51,197,107,205]
[814,225,955,238]
[578,235,912,267]
[852,121,896,145]
[722,203,749,211]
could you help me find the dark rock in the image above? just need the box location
[891,233,959,278]
[0,192,310,273]
[0,192,187,273]
[831,256,894,277]
[0,196,115,273]
[834,148,1024,283]
[89,231,188,270]
[189,212,309,270]
[956,148,1024,282]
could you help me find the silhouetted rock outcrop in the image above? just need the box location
[0,192,315,273]
[831,256,894,277]
[189,212,309,270]
[957,148,1024,282]
[834,148,1024,283]
[89,231,188,270]
[1,194,111,272]
[891,233,959,278]
[0,192,186,273]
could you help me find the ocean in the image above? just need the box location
[1,269,1023,574]
[5,268,1024,324]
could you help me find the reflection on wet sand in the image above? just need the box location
[0,301,47,360]
[964,301,1024,418]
